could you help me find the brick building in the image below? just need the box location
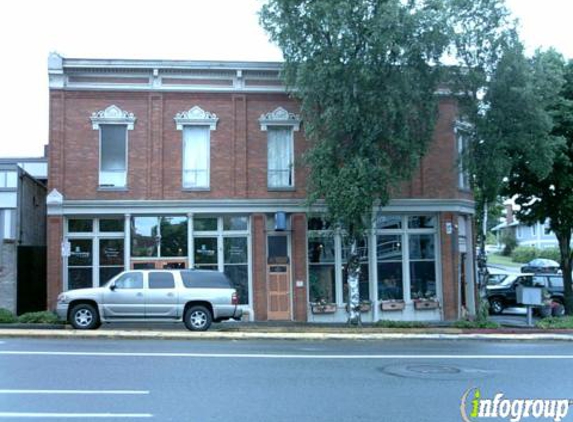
[47,53,475,322]
[0,157,47,314]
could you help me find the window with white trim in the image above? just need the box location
[182,126,210,188]
[100,125,127,187]
[174,106,218,190]
[91,105,136,189]
[259,107,301,190]
[267,127,293,188]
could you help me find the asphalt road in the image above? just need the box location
[1,338,572,421]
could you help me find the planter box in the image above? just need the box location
[414,300,439,310]
[380,300,405,311]
[345,303,372,313]
[311,304,337,314]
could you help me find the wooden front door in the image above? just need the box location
[267,234,291,320]
[267,264,290,320]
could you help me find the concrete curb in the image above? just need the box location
[1,329,573,341]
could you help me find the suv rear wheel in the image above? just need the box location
[184,305,212,331]
[69,303,100,330]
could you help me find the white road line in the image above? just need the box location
[0,351,572,359]
[0,413,152,419]
[0,390,149,395]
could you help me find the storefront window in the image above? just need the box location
[342,237,370,302]
[160,217,187,257]
[131,217,159,257]
[131,216,188,258]
[224,237,249,304]
[100,218,124,232]
[194,217,217,231]
[408,216,437,229]
[409,234,436,300]
[68,239,93,289]
[308,233,336,303]
[68,219,93,233]
[194,237,218,270]
[223,216,248,231]
[377,235,403,300]
[376,215,402,230]
[99,239,124,285]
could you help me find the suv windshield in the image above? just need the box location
[486,273,509,285]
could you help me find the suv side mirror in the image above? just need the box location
[109,283,117,291]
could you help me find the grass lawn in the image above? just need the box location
[486,253,522,268]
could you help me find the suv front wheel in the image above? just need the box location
[488,297,505,315]
[69,303,100,330]
[184,305,212,331]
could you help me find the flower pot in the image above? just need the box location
[345,302,372,313]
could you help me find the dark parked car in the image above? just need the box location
[520,258,560,274]
[486,273,565,315]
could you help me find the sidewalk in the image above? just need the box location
[1,321,573,341]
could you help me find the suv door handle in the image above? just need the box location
[136,292,143,297]
[167,292,174,297]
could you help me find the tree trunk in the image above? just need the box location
[346,238,361,326]
[557,231,573,315]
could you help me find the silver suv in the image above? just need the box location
[56,269,242,331]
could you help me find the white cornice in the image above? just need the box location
[47,198,475,216]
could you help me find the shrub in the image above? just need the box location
[511,246,561,264]
[17,311,61,324]
[511,246,537,263]
[0,308,17,324]
[375,320,428,328]
[536,316,573,329]
[539,248,560,262]
[500,231,518,256]
[453,320,500,329]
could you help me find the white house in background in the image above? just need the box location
[491,203,558,249]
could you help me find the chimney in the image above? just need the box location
[505,204,513,224]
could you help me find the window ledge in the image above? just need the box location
[182,187,211,192]
[267,186,296,192]
[98,186,128,192]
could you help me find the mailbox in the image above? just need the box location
[516,285,543,306]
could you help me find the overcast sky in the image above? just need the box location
[1,0,571,158]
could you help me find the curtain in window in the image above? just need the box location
[100,125,127,187]
[267,127,292,187]
[183,126,210,188]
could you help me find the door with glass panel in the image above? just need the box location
[267,235,291,320]
[102,271,145,318]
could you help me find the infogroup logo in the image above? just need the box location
[460,388,572,422]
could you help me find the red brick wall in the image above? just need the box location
[251,214,267,321]
[291,213,308,321]
[46,216,63,310]
[440,212,460,320]
[48,90,467,202]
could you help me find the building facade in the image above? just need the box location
[47,53,475,322]
[0,157,47,314]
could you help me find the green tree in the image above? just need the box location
[260,0,451,323]
[505,58,573,313]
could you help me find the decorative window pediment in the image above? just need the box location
[259,107,300,131]
[91,105,136,130]
[174,106,219,130]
